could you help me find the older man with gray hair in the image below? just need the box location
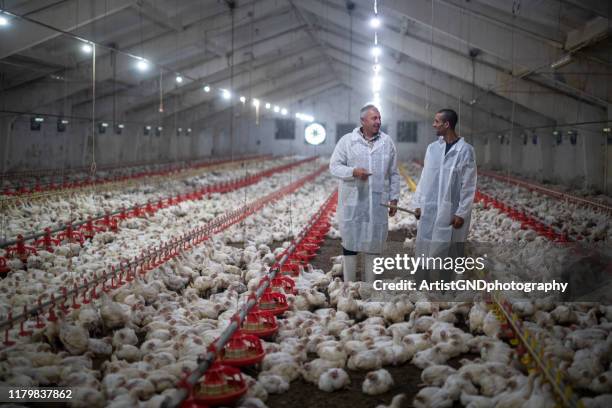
[330,104,400,283]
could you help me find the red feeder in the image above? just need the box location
[298,242,320,253]
[292,249,315,262]
[257,290,289,315]
[189,363,248,406]
[315,220,331,229]
[218,331,265,367]
[280,262,301,277]
[270,276,296,295]
[35,228,60,252]
[6,235,37,263]
[0,257,10,276]
[309,227,329,238]
[241,309,278,338]
[303,236,324,245]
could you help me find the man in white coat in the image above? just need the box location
[330,104,401,283]
[412,109,477,277]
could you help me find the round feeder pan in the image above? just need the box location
[190,364,248,406]
[242,309,279,338]
[219,333,265,367]
[257,291,289,315]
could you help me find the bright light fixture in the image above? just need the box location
[203,85,211,92]
[371,46,381,57]
[221,89,231,100]
[281,108,288,115]
[239,96,246,103]
[0,15,8,26]
[175,75,183,83]
[252,98,260,107]
[296,113,314,122]
[370,17,381,28]
[273,105,280,113]
[372,76,382,92]
[136,59,149,71]
[265,103,271,109]
[81,43,93,54]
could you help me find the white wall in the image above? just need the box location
[480,129,606,190]
[0,116,214,172]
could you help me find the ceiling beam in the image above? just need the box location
[317,26,553,131]
[141,51,328,123]
[1,0,300,115]
[348,0,607,108]
[76,27,312,121]
[182,63,338,127]
[0,0,134,60]
[295,0,605,124]
[565,16,610,51]
[132,0,182,32]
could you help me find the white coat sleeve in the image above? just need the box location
[411,147,429,209]
[455,147,477,219]
[388,142,400,201]
[329,137,354,181]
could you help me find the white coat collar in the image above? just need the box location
[352,128,386,153]
[351,127,387,143]
[436,136,465,155]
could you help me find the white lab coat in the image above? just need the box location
[330,128,400,254]
[412,137,477,258]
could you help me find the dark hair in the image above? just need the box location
[437,109,458,130]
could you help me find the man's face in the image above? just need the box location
[433,113,448,136]
[361,108,381,135]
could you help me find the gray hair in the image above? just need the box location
[360,104,379,120]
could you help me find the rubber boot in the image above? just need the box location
[364,253,380,283]
[342,255,357,282]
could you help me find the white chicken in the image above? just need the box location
[317,368,350,392]
[257,374,290,394]
[375,394,406,408]
[362,369,394,395]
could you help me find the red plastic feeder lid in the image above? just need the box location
[191,363,248,406]
[280,262,301,277]
[299,242,320,252]
[270,276,296,295]
[242,307,278,334]
[219,332,265,367]
[257,291,289,315]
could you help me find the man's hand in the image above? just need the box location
[451,215,464,229]
[352,167,371,181]
[388,200,398,217]
[414,208,421,220]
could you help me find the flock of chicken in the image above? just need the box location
[0,157,610,408]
